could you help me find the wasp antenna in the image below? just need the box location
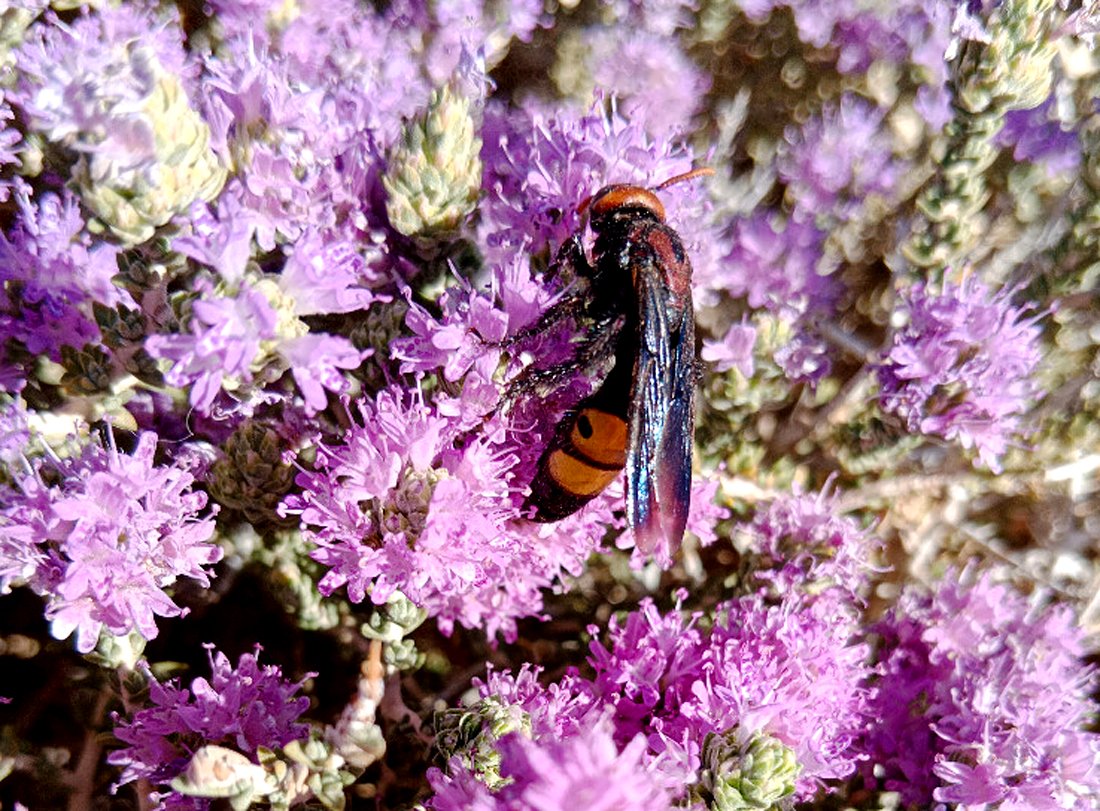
[654,167,715,191]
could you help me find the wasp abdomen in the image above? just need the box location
[531,406,629,521]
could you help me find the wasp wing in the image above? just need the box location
[625,264,695,556]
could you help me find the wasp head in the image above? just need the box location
[581,185,666,232]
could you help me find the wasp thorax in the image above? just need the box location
[587,185,666,225]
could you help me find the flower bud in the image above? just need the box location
[699,731,801,811]
[383,83,482,243]
[208,421,297,525]
[70,44,226,244]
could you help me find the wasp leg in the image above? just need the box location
[544,232,591,283]
[499,315,622,408]
[497,234,594,350]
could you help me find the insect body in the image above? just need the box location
[521,170,707,554]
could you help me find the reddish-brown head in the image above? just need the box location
[578,167,714,230]
[583,185,665,224]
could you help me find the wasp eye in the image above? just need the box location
[577,414,594,439]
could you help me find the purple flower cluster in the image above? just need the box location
[861,568,1100,808]
[568,27,711,138]
[0,185,122,389]
[431,718,672,811]
[875,278,1043,471]
[0,431,220,653]
[425,489,878,806]
[478,99,723,282]
[109,645,311,805]
[720,212,837,382]
[428,588,874,808]
[778,94,901,225]
[744,487,882,606]
[283,385,613,640]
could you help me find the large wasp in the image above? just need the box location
[510,168,710,554]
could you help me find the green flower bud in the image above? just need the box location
[384,83,482,243]
[434,698,531,790]
[363,591,429,643]
[86,629,147,671]
[698,731,801,811]
[207,421,297,525]
[93,302,147,348]
[348,300,409,391]
[384,638,426,671]
[72,44,226,245]
[59,343,113,396]
[258,738,357,811]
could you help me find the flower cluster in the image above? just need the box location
[428,588,875,809]
[109,645,312,806]
[861,568,1100,807]
[739,488,882,606]
[283,385,613,641]
[778,94,902,225]
[0,431,220,653]
[720,213,837,383]
[875,277,1044,471]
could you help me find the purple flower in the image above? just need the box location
[861,568,1100,808]
[575,27,710,138]
[0,101,21,202]
[473,665,600,740]
[590,593,874,798]
[109,645,311,799]
[721,212,836,319]
[391,278,510,389]
[145,274,366,416]
[778,94,900,224]
[279,229,389,316]
[701,321,756,377]
[145,280,278,414]
[996,98,1082,177]
[0,398,30,469]
[381,0,546,82]
[498,723,673,811]
[0,431,220,653]
[875,278,1043,471]
[429,719,673,811]
[392,246,726,568]
[718,211,838,383]
[171,197,259,285]
[12,5,194,137]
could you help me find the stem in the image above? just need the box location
[66,687,111,811]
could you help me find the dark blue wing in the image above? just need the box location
[625,266,694,556]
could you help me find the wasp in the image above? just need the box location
[506,168,711,554]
